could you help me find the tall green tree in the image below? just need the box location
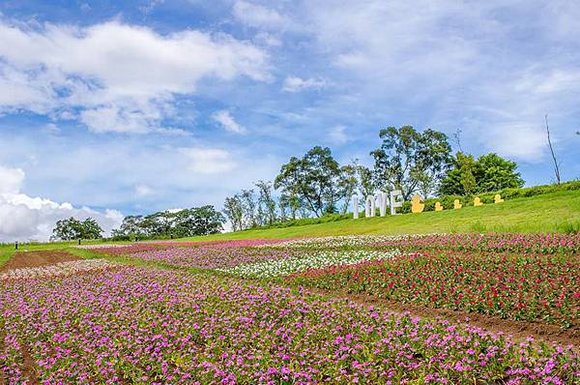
[111,215,148,240]
[340,160,376,210]
[223,195,244,232]
[52,217,103,240]
[255,180,277,226]
[274,146,345,217]
[370,126,452,199]
[172,206,225,237]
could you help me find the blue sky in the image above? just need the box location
[0,0,579,241]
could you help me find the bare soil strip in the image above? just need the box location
[308,288,579,347]
[0,251,81,272]
[19,341,39,385]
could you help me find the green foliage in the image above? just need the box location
[370,126,452,199]
[257,212,352,229]
[51,217,103,241]
[112,206,224,240]
[274,146,347,217]
[440,152,524,195]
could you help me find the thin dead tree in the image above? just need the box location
[544,114,561,184]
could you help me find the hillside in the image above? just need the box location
[183,189,580,241]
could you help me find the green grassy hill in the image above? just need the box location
[184,189,580,241]
[1,189,578,268]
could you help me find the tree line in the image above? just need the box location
[51,206,225,241]
[223,125,524,230]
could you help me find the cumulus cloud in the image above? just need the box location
[180,148,237,174]
[282,76,326,93]
[0,165,123,242]
[0,20,269,133]
[233,1,286,29]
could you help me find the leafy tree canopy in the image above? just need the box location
[274,146,347,217]
[112,206,224,240]
[51,217,103,241]
[440,152,524,195]
[370,126,452,199]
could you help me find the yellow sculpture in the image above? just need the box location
[494,194,504,203]
[435,202,443,211]
[411,194,425,213]
[474,197,483,206]
[453,199,462,209]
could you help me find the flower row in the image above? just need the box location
[218,250,401,279]
[0,259,116,281]
[263,233,579,254]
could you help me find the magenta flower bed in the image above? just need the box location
[145,239,290,248]
[0,267,577,384]
[131,245,301,269]
[373,233,580,254]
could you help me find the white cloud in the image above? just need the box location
[212,110,247,134]
[282,76,326,93]
[0,165,25,194]
[233,1,286,29]
[134,184,155,197]
[484,123,547,162]
[0,165,123,242]
[0,20,269,133]
[328,125,348,145]
[180,148,237,174]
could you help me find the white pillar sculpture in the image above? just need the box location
[376,192,388,217]
[390,190,403,215]
[365,195,376,218]
[352,195,359,219]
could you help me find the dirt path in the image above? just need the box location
[307,288,579,348]
[0,251,81,273]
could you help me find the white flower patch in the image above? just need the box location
[76,244,132,250]
[263,235,432,249]
[0,259,116,281]
[218,249,400,278]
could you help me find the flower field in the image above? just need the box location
[1,267,578,384]
[2,233,578,383]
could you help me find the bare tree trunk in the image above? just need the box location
[544,114,561,184]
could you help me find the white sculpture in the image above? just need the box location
[365,195,376,217]
[390,190,403,215]
[376,192,388,217]
[351,190,403,219]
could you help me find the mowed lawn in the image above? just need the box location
[183,189,580,241]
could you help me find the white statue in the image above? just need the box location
[352,195,359,219]
[390,190,403,215]
[365,195,376,217]
[376,192,388,217]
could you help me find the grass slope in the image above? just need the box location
[185,189,580,241]
[0,189,578,269]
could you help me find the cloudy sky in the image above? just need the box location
[0,0,579,241]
